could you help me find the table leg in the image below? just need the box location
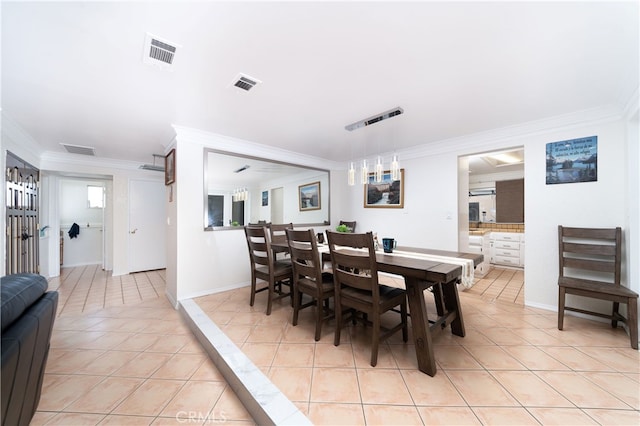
[404,277,436,376]
[441,279,465,337]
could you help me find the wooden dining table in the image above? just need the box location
[271,240,483,376]
[374,246,482,376]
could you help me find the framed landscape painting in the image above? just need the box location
[364,169,404,208]
[299,181,321,211]
[546,136,597,185]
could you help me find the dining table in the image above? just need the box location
[271,240,483,376]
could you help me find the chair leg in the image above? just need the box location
[334,302,342,346]
[371,313,379,367]
[266,281,274,316]
[558,287,566,330]
[292,287,300,326]
[401,301,408,342]
[611,302,620,328]
[627,298,638,350]
[314,297,323,341]
[250,275,256,307]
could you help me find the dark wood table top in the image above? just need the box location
[376,246,483,283]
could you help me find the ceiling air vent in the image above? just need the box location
[234,165,251,173]
[60,143,95,156]
[232,73,261,92]
[143,33,179,68]
[345,107,404,131]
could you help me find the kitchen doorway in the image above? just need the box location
[459,148,525,305]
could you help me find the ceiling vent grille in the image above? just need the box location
[345,107,404,131]
[232,73,261,91]
[143,33,179,68]
[60,143,95,156]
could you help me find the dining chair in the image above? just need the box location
[326,230,408,366]
[558,225,638,349]
[269,223,293,243]
[285,228,334,341]
[244,225,293,315]
[339,220,357,232]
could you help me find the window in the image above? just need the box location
[87,185,104,208]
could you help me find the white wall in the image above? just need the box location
[169,127,340,302]
[170,109,636,333]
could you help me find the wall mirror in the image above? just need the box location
[204,149,330,230]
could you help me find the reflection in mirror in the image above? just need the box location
[204,149,330,230]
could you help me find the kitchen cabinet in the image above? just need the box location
[490,232,524,267]
[469,233,491,277]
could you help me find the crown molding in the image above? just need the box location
[173,124,343,171]
[398,105,623,162]
[1,111,43,165]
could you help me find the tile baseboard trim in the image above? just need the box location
[178,298,312,426]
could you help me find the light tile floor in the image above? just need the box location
[36,265,254,425]
[36,264,639,425]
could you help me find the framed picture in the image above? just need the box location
[299,181,321,211]
[364,169,404,208]
[164,149,176,185]
[262,190,268,206]
[546,136,597,185]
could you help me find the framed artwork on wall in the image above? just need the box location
[299,181,321,211]
[364,169,404,208]
[262,190,268,206]
[165,149,176,185]
[546,136,597,184]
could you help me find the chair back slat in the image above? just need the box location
[563,241,617,256]
[563,258,616,274]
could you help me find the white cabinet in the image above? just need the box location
[469,233,491,277]
[490,232,524,267]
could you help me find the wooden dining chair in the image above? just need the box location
[244,225,293,315]
[327,230,408,366]
[269,223,293,245]
[285,228,334,341]
[558,225,638,349]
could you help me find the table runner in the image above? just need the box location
[319,245,476,288]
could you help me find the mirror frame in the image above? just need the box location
[203,148,331,231]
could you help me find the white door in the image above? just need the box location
[271,187,283,223]
[129,179,166,272]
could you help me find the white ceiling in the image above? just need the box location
[2,1,638,165]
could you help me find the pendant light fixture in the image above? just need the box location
[391,154,400,181]
[375,156,383,182]
[348,161,355,186]
[360,159,369,185]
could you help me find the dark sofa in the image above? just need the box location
[1,273,58,426]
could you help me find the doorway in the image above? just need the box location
[270,187,283,223]
[459,148,525,305]
[5,152,39,274]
